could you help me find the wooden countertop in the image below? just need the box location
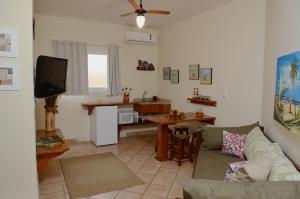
[82,101,133,115]
[144,113,216,125]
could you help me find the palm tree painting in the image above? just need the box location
[274,51,300,138]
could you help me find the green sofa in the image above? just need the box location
[182,123,300,199]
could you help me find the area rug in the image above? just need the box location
[59,152,143,199]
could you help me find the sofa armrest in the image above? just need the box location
[182,179,300,199]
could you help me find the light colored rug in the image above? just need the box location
[59,153,143,199]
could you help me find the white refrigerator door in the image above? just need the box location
[91,106,118,146]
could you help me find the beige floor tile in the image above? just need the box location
[167,186,183,199]
[39,191,65,199]
[39,169,64,184]
[39,182,64,195]
[157,168,178,178]
[123,183,149,193]
[115,191,142,199]
[151,175,175,186]
[144,184,171,198]
[140,165,160,175]
[161,161,180,170]
[127,162,144,172]
[141,194,166,199]
[137,172,155,183]
[90,190,120,199]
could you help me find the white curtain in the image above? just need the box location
[108,44,122,96]
[52,40,88,95]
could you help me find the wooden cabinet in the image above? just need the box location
[134,103,171,114]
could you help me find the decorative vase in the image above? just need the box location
[123,94,129,104]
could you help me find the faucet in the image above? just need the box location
[142,90,147,102]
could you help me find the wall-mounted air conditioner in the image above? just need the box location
[125,31,156,45]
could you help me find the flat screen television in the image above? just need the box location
[34,55,68,98]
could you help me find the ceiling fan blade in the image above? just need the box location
[147,10,171,15]
[120,12,135,17]
[128,0,140,10]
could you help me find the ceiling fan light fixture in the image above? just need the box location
[136,14,145,28]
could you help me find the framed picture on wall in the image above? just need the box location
[0,28,18,57]
[200,68,213,85]
[171,70,179,84]
[189,64,200,80]
[163,67,171,80]
[0,61,19,90]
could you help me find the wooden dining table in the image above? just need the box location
[144,113,216,161]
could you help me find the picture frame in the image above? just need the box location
[0,61,19,90]
[163,67,171,80]
[189,64,200,80]
[171,70,179,84]
[0,28,18,57]
[200,68,213,85]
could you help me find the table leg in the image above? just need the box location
[156,124,169,161]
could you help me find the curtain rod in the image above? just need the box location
[52,39,121,48]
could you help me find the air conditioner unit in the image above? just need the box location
[125,31,156,45]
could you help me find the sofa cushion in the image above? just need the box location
[267,143,300,181]
[182,179,300,199]
[193,149,244,180]
[245,129,300,181]
[201,122,259,150]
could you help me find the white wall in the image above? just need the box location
[0,0,38,198]
[34,15,158,141]
[261,0,300,165]
[158,0,266,126]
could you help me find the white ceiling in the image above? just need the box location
[34,0,234,29]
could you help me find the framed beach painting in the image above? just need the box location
[0,61,19,90]
[163,67,171,80]
[0,28,18,57]
[200,68,212,85]
[171,70,179,84]
[189,64,200,80]
[274,50,300,138]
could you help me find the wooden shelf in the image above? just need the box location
[187,98,217,107]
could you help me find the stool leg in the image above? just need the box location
[189,141,193,163]
[178,140,183,166]
[170,136,174,160]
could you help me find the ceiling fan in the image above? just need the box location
[120,0,171,28]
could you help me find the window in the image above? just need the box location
[87,46,108,91]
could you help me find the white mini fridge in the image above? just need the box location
[90,106,118,146]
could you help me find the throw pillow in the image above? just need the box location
[244,127,271,161]
[228,154,272,182]
[201,122,259,149]
[222,130,246,158]
[224,161,249,181]
[267,143,300,181]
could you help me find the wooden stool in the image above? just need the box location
[170,134,193,166]
[174,126,189,136]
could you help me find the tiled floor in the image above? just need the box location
[38,133,194,199]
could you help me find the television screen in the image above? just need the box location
[34,55,68,98]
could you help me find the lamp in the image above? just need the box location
[136,15,145,28]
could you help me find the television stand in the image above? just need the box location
[36,129,69,171]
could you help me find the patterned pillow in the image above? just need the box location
[222,130,246,158]
[224,161,249,181]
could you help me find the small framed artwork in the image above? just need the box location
[189,64,200,80]
[0,28,18,57]
[0,61,19,90]
[171,70,179,84]
[163,67,171,80]
[200,68,213,85]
